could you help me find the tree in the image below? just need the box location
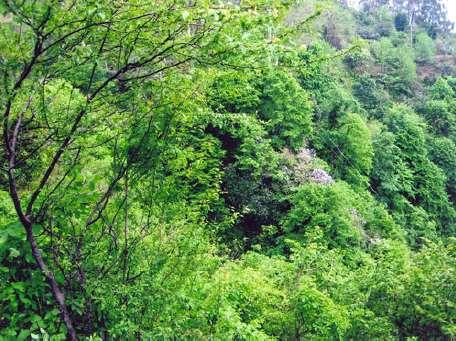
[360,0,390,12]
[258,69,313,151]
[1,0,456,338]
[394,12,409,31]
[0,0,288,337]
[372,105,455,240]
[371,38,417,96]
[282,181,397,249]
[320,112,374,188]
[414,31,436,63]
[431,77,456,100]
[428,137,456,202]
[397,240,456,338]
[392,0,453,38]
[417,0,454,37]
[419,99,456,137]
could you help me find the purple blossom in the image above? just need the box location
[310,169,333,185]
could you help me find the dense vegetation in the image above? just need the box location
[1,0,455,339]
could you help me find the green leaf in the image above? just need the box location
[17,330,30,341]
[9,247,20,258]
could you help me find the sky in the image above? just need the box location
[445,0,456,26]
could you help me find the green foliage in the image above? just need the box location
[258,69,313,151]
[1,1,455,339]
[394,13,409,32]
[420,99,456,137]
[357,5,395,39]
[207,67,313,151]
[0,191,65,338]
[371,36,418,97]
[207,70,260,114]
[283,182,365,248]
[322,4,357,49]
[353,75,390,116]
[428,136,456,200]
[414,31,436,63]
[332,113,374,187]
[291,280,349,338]
[400,239,456,338]
[315,112,373,188]
[282,181,399,249]
[431,77,456,100]
[372,105,455,242]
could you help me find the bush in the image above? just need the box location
[394,13,409,32]
[414,32,436,63]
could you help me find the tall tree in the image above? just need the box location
[392,0,453,38]
[360,0,390,12]
[0,0,287,337]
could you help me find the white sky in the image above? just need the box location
[445,0,456,26]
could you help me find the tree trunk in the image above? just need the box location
[22,216,78,340]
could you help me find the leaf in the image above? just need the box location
[9,247,20,258]
[5,221,24,238]
[11,281,25,291]
[17,330,30,341]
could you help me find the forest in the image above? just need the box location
[0,0,455,339]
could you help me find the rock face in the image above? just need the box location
[283,147,334,186]
[310,168,334,185]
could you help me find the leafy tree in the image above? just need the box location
[397,240,456,338]
[0,0,291,337]
[394,12,409,32]
[392,0,454,38]
[357,5,395,39]
[414,31,436,63]
[258,69,313,151]
[428,137,456,201]
[431,77,456,100]
[316,113,373,188]
[371,37,417,96]
[322,4,357,49]
[353,75,390,118]
[282,181,398,249]
[372,105,455,240]
[1,0,455,339]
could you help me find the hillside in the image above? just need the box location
[0,0,455,339]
